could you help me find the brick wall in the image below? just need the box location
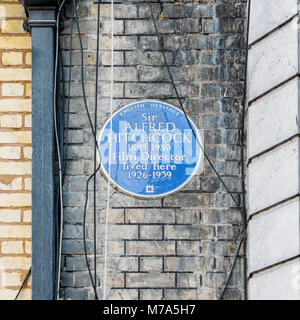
[0,0,31,300]
[60,0,246,300]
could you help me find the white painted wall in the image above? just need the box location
[247,0,300,300]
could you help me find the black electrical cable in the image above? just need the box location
[15,267,31,300]
[93,0,101,299]
[219,0,251,301]
[13,0,249,302]
[53,2,73,299]
[54,0,68,300]
[15,0,70,301]
[147,1,240,209]
[55,17,72,299]
[63,2,74,184]
[14,0,98,301]
[55,0,73,298]
[54,36,65,299]
[73,0,98,140]
[73,0,101,300]
[241,0,251,301]
[59,48,65,171]
[147,0,249,300]
[219,229,246,300]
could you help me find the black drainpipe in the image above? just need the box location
[21,0,60,300]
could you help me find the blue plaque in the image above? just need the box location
[99,100,203,198]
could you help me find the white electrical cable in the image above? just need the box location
[54,0,67,300]
[103,0,114,301]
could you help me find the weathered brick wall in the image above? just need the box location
[61,0,246,300]
[0,0,31,299]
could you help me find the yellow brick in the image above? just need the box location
[0,146,21,159]
[17,288,31,300]
[0,99,31,112]
[0,209,21,223]
[25,83,31,97]
[0,225,31,238]
[23,147,32,159]
[24,114,31,127]
[0,162,31,175]
[0,68,31,81]
[0,114,22,127]
[0,272,22,287]
[25,241,31,254]
[24,177,31,191]
[1,241,23,254]
[25,52,31,65]
[0,257,31,270]
[2,52,23,65]
[0,289,16,300]
[0,4,26,18]
[0,131,31,143]
[1,20,24,33]
[1,83,24,97]
[23,209,31,223]
[0,289,31,300]
[0,193,31,207]
[0,37,30,50]
[0,177,22,191]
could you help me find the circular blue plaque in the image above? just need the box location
[99,100,203,198]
